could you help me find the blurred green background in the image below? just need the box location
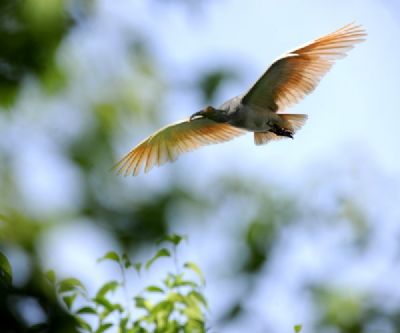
[1,0,400,332]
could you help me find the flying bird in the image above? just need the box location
[114,23,366,176]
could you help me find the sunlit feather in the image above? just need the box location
[242,23,367,111]
[114,118,245,176]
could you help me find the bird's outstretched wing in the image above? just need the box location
[114,118,246,176]
[242,23,366,112]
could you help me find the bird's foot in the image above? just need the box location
[270,126,293,139]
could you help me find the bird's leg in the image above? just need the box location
[269,124,294,139]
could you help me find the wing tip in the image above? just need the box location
[337,22,368,38]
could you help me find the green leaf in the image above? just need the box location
[163,320,180,333]
[134,296,153,311]
[122,254,132,269]
[62,293,77,310]
[146,285,164,293]
[58,278,86,293]
[166,292,186,304]
[183,306,203,321]
[45,270,56,285]
[184,262,205,285]
[176,280,198,288]
[97,251,120,264]
[131,320,147,333]
[171,274,198,288]
[96,322,113,333]
[119,317,129,332]
[133,262,142,274]
[151,301,174,317]
[97,303,122,321]
[145,248,171,270]
[163,274,175,289]
[294,324,302,333]
[96,280,119,298]
[188,291,208,308]
[0,252,12,288]
[158,234,187,246]
[183,318,205,333]
[76,306,97,315]
[113,303,124,313]
[75,317,92,332]
[93,296,114,311]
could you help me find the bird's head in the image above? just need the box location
[189,106,227,122]
[189,106,215,121]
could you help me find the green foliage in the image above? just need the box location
[196,68,239,104]
[158,234,187,247]
[97,251,121,264]
[51,235,208,333]
[0,0,92,106]
[145,248,171,270]
[311,286,372,333]
[1,249,79,333]
[184,263,205,286]
[294,324,302,333]
[0,251,12,289]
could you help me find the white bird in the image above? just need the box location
[114,23,366,176]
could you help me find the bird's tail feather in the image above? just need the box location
[279,114,308,132]
[254,132,285,145]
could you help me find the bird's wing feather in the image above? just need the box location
[242,23,366,112]
[113,118,246,176]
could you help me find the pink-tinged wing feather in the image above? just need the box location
[242,23,367,112]
[113,118,246,176]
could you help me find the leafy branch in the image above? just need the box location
[46,234,208,333]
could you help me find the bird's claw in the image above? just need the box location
[271,126,294,139]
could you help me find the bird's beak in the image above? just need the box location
[189,110,205,121]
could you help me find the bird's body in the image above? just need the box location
[115,23,366,176]
[224,100,281,132]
